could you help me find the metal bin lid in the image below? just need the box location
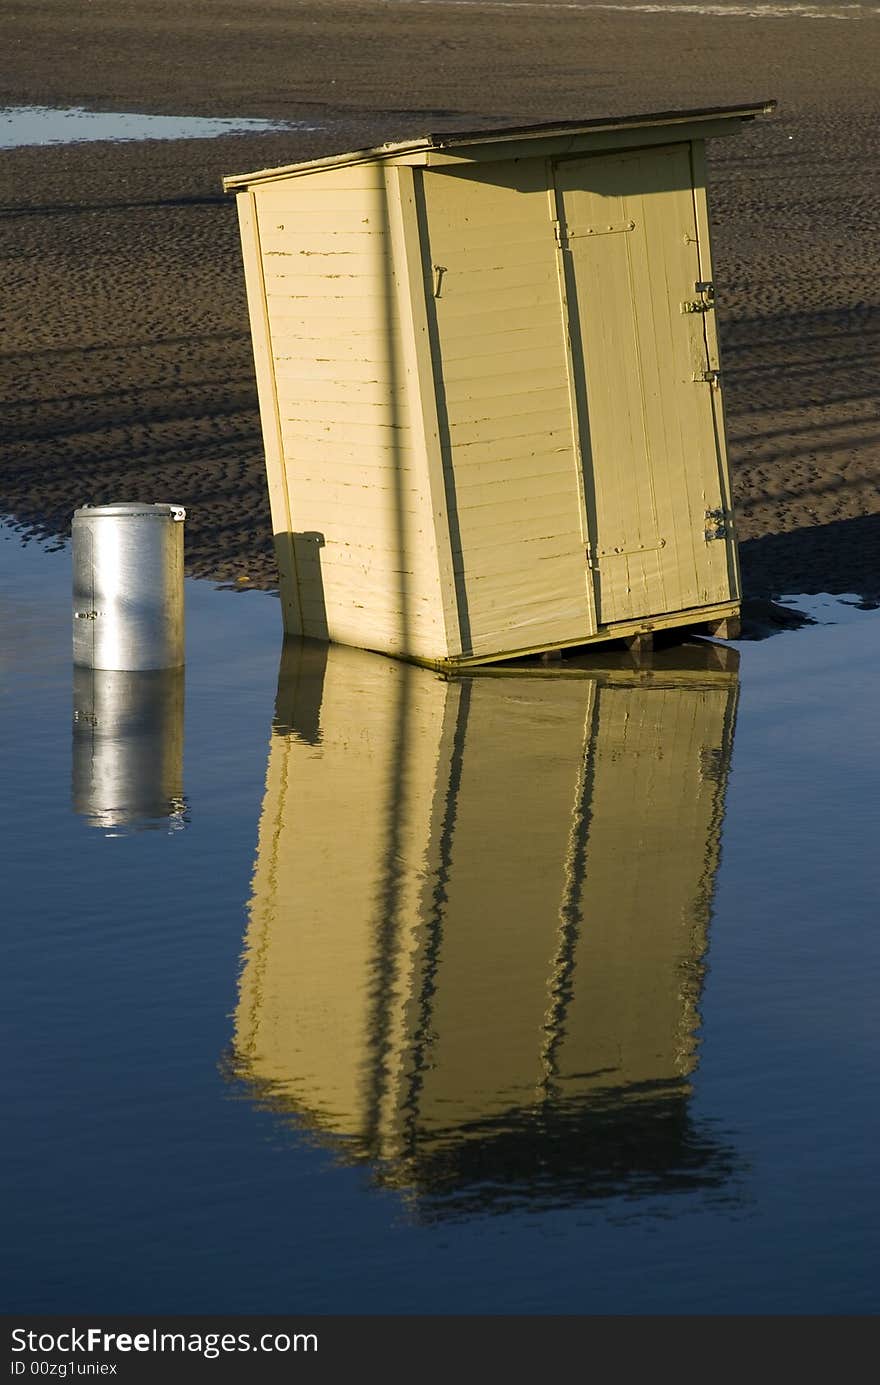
[73,502,186,521]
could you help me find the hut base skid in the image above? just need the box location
[225,104,774,668]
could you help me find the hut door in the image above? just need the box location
[554,146,734,627]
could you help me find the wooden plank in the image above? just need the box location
[279,415,414,448]
[255,230,386,253]
[447,389,573,438]
[318,544,440,578]
[456,474,578,511]
[626,144,729,611]
[287,454,423,484]
[558,152,659,626]
[451,518,583,561]
[253,190,390,215]
[441,341,568,386]
[436,283,567,321]
[282,487,427,523]
[550,160,598,637]
[286,496,428,533]
[269,338,401,365]
[258,250,389,278]
[690,138,741,602]
[277,397,405,426]
[240,190,301,634]
[313,574,445,615]
[422,157,592,657]
[449,429,572,468]
[415,118,745,170]
[423,240,559,277]
[466,599,591,657]
[261,270,390,299]
[619,147,693,617]
[274,375,410,407]
[279,439,421,475]
[253,207,388,231]
[385,163,461,658]
[443,406,570,448]
[293,472,424,502]
[454,550,588,598]
[438,321,566,365]
[443,365,567,406]
[436,261,560,298]
[454,497,579,543]
[453,449,573,485]
[424,216,559,251]
[273,353,399,381]
[265,295,398,325]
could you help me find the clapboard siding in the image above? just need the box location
[421,162,591,656]
[249,166,445,655]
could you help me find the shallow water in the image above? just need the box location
[2,521,878,1314]
[417,1,879,20]
[0,106,316,150]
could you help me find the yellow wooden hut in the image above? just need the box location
[224,103,775,666]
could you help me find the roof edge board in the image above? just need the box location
[222,139,432,192]
[430,100,777,149]
[222,100,776,191]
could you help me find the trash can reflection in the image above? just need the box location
[72,666,186,833]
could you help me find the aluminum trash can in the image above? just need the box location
[72,666,187,833]
[72,502,185,669]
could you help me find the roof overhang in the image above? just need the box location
[223,100,776,192]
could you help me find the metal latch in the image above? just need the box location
[596,538,667,558]
[693,369,721,387]
[580,219,636,236]
[682,280,715,313]
[704,509,728,541]
[74,610,100,620]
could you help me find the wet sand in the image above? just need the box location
[2,0,878,603]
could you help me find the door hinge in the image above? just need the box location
[682,280,715,313]
[704,508,729,541]
[693,369,721,387]
[553,219,568,250]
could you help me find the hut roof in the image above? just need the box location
[223,100,776,191]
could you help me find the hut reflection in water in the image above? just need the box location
[230,640,741,1216]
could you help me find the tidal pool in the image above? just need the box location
[2,521,878,1314]
[0,106,316,150]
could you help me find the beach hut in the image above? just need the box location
[224,102,775,666]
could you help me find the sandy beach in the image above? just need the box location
[2,0,878,605]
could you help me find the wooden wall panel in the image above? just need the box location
[422,162,593,659]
